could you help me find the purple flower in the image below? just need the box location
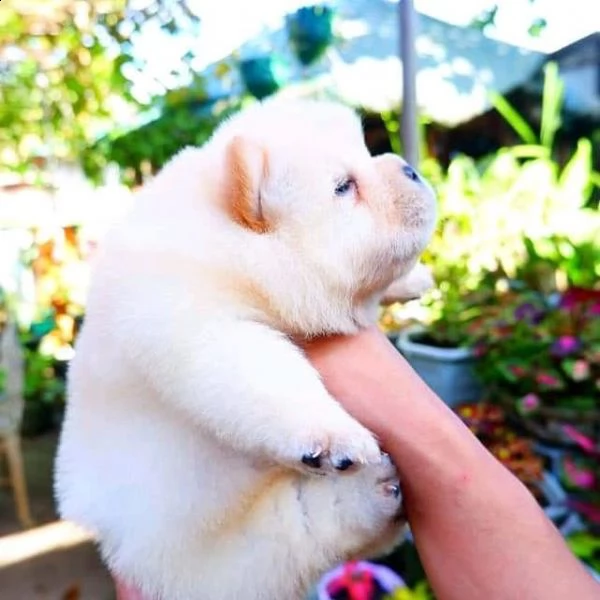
[551,335,581,357]
[514,302,545,324]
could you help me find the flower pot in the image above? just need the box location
[396,327,482,407]
[315,560,405,599]
[239,56,286,100]
[535,470,586,537]
[286,5,335,66]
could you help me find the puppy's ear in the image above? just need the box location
[381,263,434,305]
[223,136,271,233]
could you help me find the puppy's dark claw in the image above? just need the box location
[335,457,354,471]
[302,449,323,469]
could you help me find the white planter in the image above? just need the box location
[396,326,482,407]
[313,561,406,599]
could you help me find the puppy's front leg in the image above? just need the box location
[381,262,434,304]
[123,314,381,473]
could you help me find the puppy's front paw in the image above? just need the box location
[294,419,381,475]
[381,263,434,304]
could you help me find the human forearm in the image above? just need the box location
[381,388,596,600]
[304,327,599,600]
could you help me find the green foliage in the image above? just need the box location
[417,65,599,347]
[22,348,65,406]
[286,5,335,67]
[566,531,600,571]
[0,0,200,176]
[471,288,600,418]
[82,94,243,186]
[385,581,434,600]
[490,62,564,151]
[239,57,287,100]
[471,1,547,37]
[457,403,544,491]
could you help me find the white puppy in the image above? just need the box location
[55,98,436,600]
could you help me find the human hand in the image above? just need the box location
[302,326,453,446]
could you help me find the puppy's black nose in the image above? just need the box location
[402,164,420,182]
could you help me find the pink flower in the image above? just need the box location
[563,457,596,490]
[571,360,590,381]
[518,393,540,414]
[472,343,487,357]
[562,425,598,454]
[536,372,561,387]
[509,365,526,377]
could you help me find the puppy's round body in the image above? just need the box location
[55,99,436,600]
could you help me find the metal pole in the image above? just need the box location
[399,0,419,167]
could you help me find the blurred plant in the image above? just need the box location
[0,288,7,395]
[14,227,89,434]
[566,531,600,571]
[409,64,599,347]
[21,344,65,407]
[423,136,598,291]
[471,1,547,38]
[470,287,600,445]
[385,581,433,600]
[490,62,564,153]
[239,56,287,100]
[82,93,242,186]
[323,561,408,600]
[0,0,200,177]
[286,4,336,67]
[457,402,544,493]
[559,425,600,529]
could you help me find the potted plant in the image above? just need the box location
[456,401,594,536]
[457,403,545,493]
[314,561,406,600]
[556,425,600,532]
[471,287,600,446]
[239,55,287,100]
[395,270,486,407]
[21,347,65,436]
[286,4,335,67]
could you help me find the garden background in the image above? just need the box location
[0,0,598,598]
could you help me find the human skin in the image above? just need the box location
[116,326,600,600]
[303,327,600,600]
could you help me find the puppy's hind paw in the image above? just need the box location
[291,419,382,476]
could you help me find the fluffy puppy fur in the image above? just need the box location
[55,98,436,600]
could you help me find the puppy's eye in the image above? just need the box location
[334,177,356,196]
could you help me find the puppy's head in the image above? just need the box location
[209,99,436,333]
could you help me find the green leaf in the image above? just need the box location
[558,138,594,207]
[528,18,547,37]
[540,62,564,150]
[490,91,537,145]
